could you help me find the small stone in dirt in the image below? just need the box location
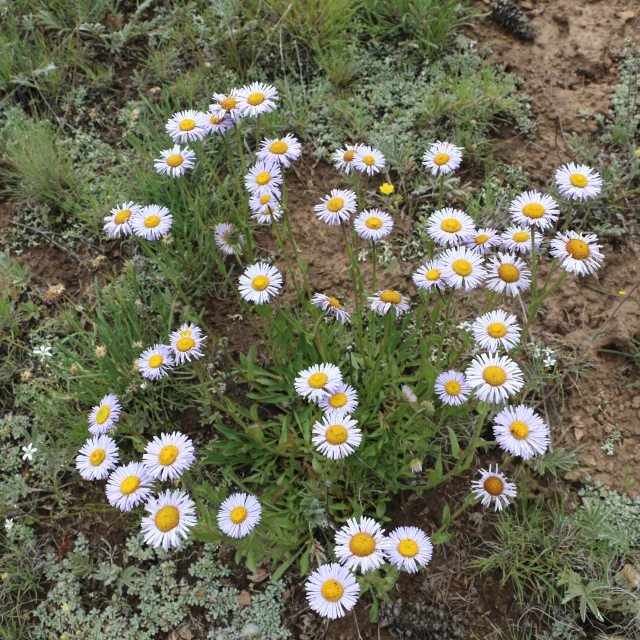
[491,0,535,40]
[632,395,640,409]
[237,590,252,606]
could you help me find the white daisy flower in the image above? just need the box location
[142,431,195,481]
[165,110,208,143]
[485,252,531,296]
[311,293,351,324]
[509,191,560,230]
[103,201,141,238]
[334,516,389,574]
[352,145,386,176]
[251,203,283,225]
[256,134,301,168]
[386,526,433,574]
[154,145,196,178]
[472,310,521,353]
[217,492,262,538]
[294,363,342,402]
[493,405,550,460]
[76,435,120,481]
[427,208,476,246]
[354,209,394,241]
[555,163,603,201]
[141,489,197,550]
[369,290,410,317]
[550,230,604,276]
[169,323,206,364]
[210,89,243,121]
[249,190,281,215]
[434,370,472,406]
[422,141,463,176]
[312,410,362,460]
[401,385,417,404]
[332,144,361,174]
[244,160,282,196]
[214,222,245,255]
[314,189,358,226]
[237,82,278,117]
[138,344,175,380]
[105,462,154,511]
[412,259,447,292]
[465,353,525,404]
[238,262,283,304]
[440,246,487,291]
[88,394,122,435]
[131,205,173,241]
[318,382,359,414]
[471,465,517,511]
[204,109,234,135]
[465,228,501,254]
[500,226,543,255]
[305,563,360,620]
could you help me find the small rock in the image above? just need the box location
[564,471,582,482]
[617,10,636,22]
[619,564,640,589]
[632,396,640,409]
[237,590,252,607]
[574,427,584,441]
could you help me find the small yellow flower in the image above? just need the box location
[379,183,394,195]
[635,149,640,158]
[1,573,9,581]
[618,290,627,296]
[60,603,71,612]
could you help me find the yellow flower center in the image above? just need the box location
[120,475,141,495]
[565,239,590,260]
[95,405,111,425]
[328,297,341,309]
[510,420,529,440]
[247,92,265,106]
[269,141,288,154]
[114,209,131,225]
[365,217,383,229]
[251,275,270,291]
[308,372,328,389]
[148,354,163,368]
[433,153,450,166]
[321,579,344,602]
[497,264,519,283]
[522,203,545,219]
[362,155,376,166]
[487,322,507,338]
[441,218,462,233]
[166,154,184,168]
[176,337,196,352]
[230,506,248,524]
[220,97,237,111]
[210,113,225,125]
[349,532,376,557]
[343,150,355,161]
[179,118,196,131]
[144,215,161,228]
[569,173,588,188]
[483,476,504,497]
[155,505,179,532]
[326,425,348,445]
[482,366,506,386]
[329,392,347,408]
[89,449,106,466]
[255,172,271,185]
[397,539,419,558]
[444,380,461,396]
[512,231,530,243]
[259,194,271,204]
[452,259,472,277]
[475,234,489,245]
[327,197,344,212]
[426,269,440,281]
[158,444,179,466]
[379,290,402,304]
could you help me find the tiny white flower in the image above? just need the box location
[471,465,517,511]
[4,518,14,531]
[422,141,463,176]
[32,345,53,361]
[22,443,37,460]
[401,384,417,403]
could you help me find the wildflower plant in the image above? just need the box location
[73,80,607,622]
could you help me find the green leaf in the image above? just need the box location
[272,549,301,582]
[447,426,460,457]
[431,531,453,545]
